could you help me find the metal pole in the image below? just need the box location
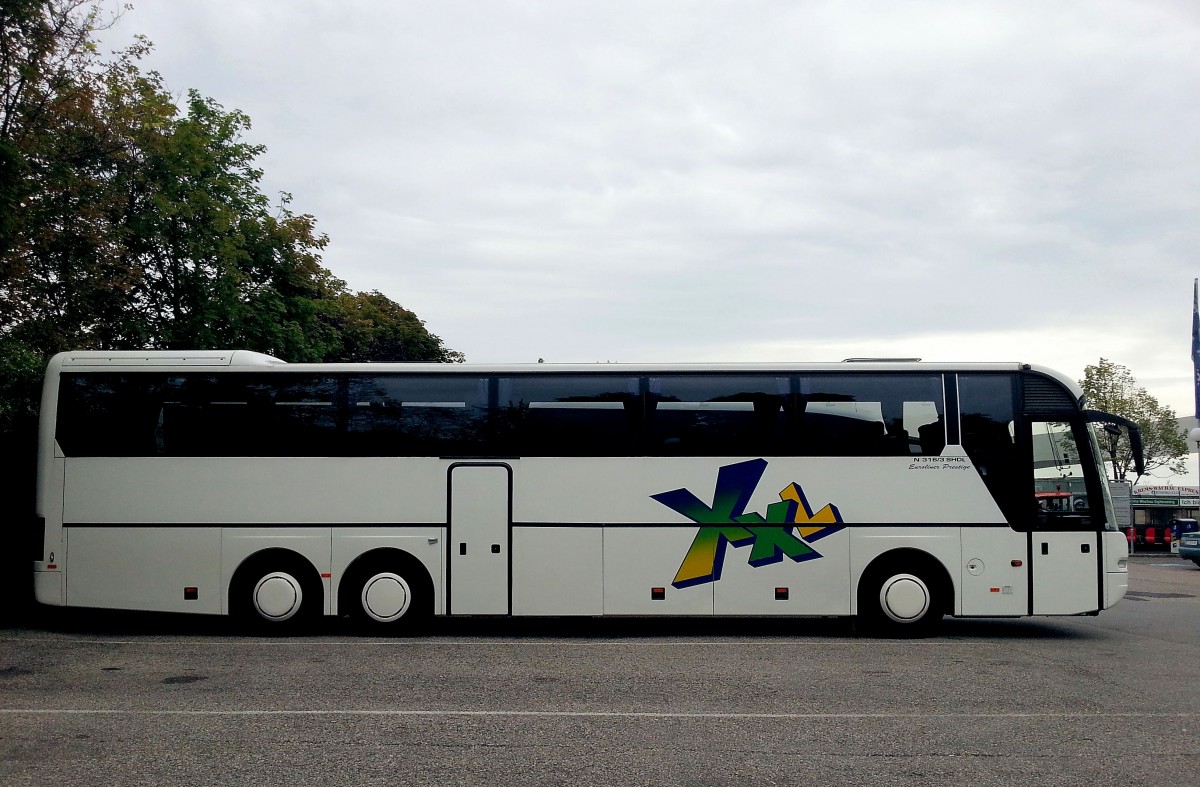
[1189,427,1200,553]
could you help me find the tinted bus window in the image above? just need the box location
[347,375,490,456]
[495,375,640,456]
[647,375,789,456]
[797,374,943,456]
[178,374,342,456]
[59,373,346,456]
[958,374,1021,523]
[57,374,162,456]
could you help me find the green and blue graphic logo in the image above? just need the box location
[651,458,845,589]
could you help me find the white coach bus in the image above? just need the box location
[31,351,1143,635]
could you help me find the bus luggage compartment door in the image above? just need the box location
[448,464,511,615]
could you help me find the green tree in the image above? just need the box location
[324,290,465,363]
[0,334,42,434]
[111,88,345,360]
[1080,358,1187,481]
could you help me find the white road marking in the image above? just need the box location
[0,708,1195,719]
[0,638,996,647]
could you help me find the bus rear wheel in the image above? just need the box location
[360,572,413,623]
[342,559,429,634]
[253,571,306,622]
[231,554,321,634]
[857,563,944,637]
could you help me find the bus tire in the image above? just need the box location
[340,551,432,634]
[856,554,948,638]
[230,551,322,634]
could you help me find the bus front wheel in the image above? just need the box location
[857,561,945,637]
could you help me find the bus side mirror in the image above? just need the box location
[1084,410,1145,478]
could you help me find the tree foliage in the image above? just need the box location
[327,290,466,363]
[1079,358,1188,481]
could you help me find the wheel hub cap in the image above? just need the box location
[362,573,411,622]
[253,572,302,621]
[879,574,930,623]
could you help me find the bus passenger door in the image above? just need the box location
[448,464,511,615]
[1028,421,1101,615]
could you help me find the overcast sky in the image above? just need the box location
[100,2,1200,419]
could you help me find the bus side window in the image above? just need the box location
[151,375,253,457]
[57,373,163,456]
[346,375,490,457]
[646,375,788,456]
[268,380,341,456]
[797,374,943,457]
[957,374,1022,525]
[1028,420,1092,530]
[496,375,640,457]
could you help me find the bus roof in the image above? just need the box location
[46,351,1083,400]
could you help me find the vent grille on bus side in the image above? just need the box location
[1022,375,1077,415]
